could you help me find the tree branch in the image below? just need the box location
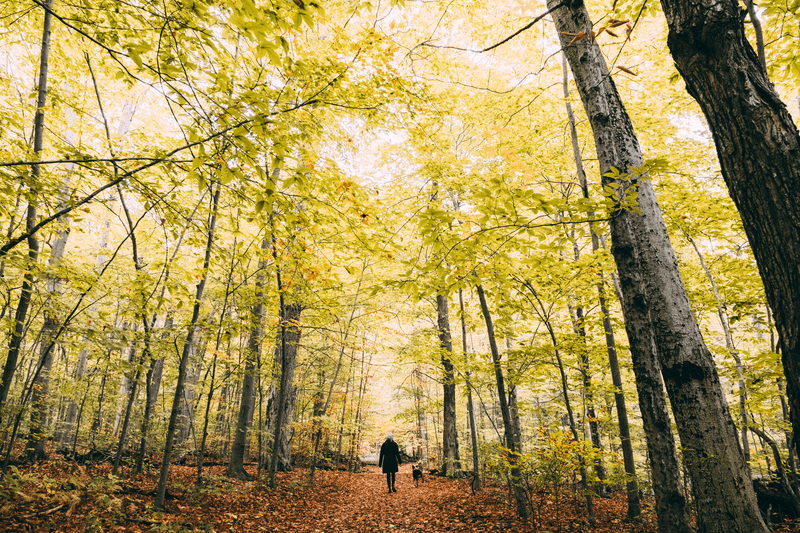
[419,2,566,54]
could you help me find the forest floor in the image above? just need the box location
[0,458,798,532]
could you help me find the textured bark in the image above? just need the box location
[659,0,800,472]
[269,301,302,485]
[562,58,638,512]
[437,293,461,476]
[275,303,302,472]
[549,2,764,532]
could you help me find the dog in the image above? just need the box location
[412,464,424,486]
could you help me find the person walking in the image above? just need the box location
[379,432,401,493]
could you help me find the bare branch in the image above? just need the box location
[419,2,566,54]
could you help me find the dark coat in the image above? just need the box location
[379,439,401,474]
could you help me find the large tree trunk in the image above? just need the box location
[548,2,765,532]
[561,50,636,511]
[268,300,302,486]
[275,303,302,472]
[685,233,751,462]
[436,293,461,477]
[658,0,800,466]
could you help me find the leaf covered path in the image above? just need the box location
[0,461,670,532]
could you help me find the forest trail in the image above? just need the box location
[4,460,799,532]
[0,460,665,532]
[299,465,505,532]
[202,464,536,533]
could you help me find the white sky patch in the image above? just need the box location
[671,112,712,143]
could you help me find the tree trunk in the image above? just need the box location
[269,301,302,486]
[459,289,480,486]
[437,293,461,477]
[276,303,302,472]
[549,2,766,531]
[175,345,203,449]
[228,238,269,480]
[135,352,164,473]
[659,0,800,479]
[0,0,53,415]
[685,233,751,463]
[475,284,528,518]
[58,347,87,450]
[155,183,220,509]
[24,214,70,460]
[561,49,638,512]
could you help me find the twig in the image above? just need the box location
[420,2,566,54]
[22,503,65,518]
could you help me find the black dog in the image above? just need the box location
[412,464,424,486]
